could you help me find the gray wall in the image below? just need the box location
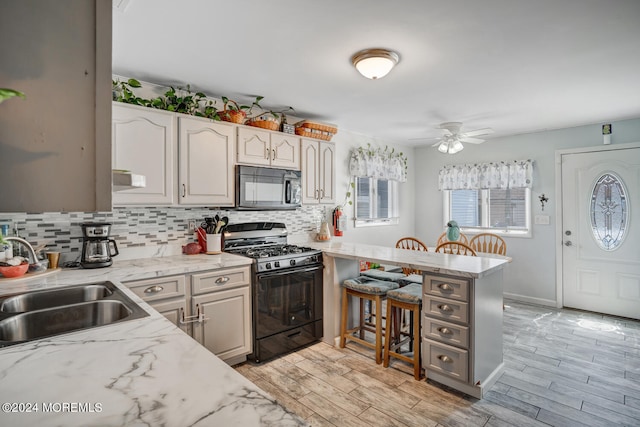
[414,118,640,306]
[0,0,112,213]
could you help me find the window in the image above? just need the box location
[444,188,531,236]
[354,177,399,226]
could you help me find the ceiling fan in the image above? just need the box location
[432,122,494,154]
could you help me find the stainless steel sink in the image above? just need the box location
[0,282,149,347]
[0,284,113,313]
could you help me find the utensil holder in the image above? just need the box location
[206,234,222,254]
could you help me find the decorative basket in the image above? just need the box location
[295,120,338,134]
[295,127,335,141]
[294,120,337,141]
[218,109,246,124]
[246,115,280,131]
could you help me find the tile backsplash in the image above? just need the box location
[0,206,329,261]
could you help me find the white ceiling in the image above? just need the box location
[112,0,640,146]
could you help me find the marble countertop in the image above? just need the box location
[308,241,509,278]
[0,253,307,427]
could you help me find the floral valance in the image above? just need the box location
[438,159,533,190]
[349,145,407,182]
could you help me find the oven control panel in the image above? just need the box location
[256,254,322,272]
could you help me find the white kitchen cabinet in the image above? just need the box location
[125,265,253,365]
[124,275,190,336]
[301,138,336,204]
[179,116,235,206]
[112,103,236,207]
[191,267,252,365]
[112,103,177,205]
[237,126,300,170]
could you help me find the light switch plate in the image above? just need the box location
[535,215,550,225]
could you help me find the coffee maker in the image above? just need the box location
[80,222,119,269]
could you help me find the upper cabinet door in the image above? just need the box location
[301,139,320,204]
[319,141,336,204]
[271,133,301,170]
[237,127,271,166]
[112,103,177,206]
[301,139,335,204]
[178,116,235,206]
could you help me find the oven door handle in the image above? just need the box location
[256,265,323,278]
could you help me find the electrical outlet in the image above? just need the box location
[188,220,197,233]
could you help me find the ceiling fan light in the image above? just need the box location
[438,141,449,153]
[351,48,399,79]
[451,141,464,153]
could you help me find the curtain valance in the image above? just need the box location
[349,145,407,182]
[438,159,533,190]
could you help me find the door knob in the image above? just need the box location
[564,241,572,246]
[565,230,572,236]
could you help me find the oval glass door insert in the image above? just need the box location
[590,172,628,251]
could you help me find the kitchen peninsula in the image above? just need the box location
[314,242,509,399]
[0,253,307,427]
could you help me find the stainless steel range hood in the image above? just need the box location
[112,170,146,191]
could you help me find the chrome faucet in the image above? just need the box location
[4,237,38,264]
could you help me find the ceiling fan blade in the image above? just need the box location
[462,128,494,137]
[460,137,485,144]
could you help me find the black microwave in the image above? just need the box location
[236,165,302,210]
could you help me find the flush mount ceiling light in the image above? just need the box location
[351,48,399,79]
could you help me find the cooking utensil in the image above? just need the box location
[214,219,226,234]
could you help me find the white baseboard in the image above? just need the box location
[503,292,557,308]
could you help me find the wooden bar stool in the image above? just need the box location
[383,283,423,379]
[340,276,399,364]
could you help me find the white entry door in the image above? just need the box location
[561,145,640,319]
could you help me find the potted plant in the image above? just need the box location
[246,106,295,131]
[150,85,215,118]
[217,95,264,124]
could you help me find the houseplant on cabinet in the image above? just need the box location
[246,106,295,131]
[217,95,263,124]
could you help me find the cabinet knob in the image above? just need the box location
[215,276,230,284]
[438,283,453,292]
[438,355,453,364]
[437,327,452,335]
[182,183,186,198]
[144,285,164,294]
[272,148,276,161]
[437,304,453,312]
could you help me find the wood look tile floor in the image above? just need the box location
[234,300,640,426]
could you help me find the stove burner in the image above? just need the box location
[234,244,315,259]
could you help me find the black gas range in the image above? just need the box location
[224,222,323,363]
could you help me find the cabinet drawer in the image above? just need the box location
[424,295,468,324]
[192,267,251,295]
[423,338,469,382]
[125,275,186,302]
[424,275,469,302]
[423,317,469,349]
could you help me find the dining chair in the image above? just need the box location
[436,231,469,246]
[395,237,428,275]
[435,241,477,256]
[469,233,507,255]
